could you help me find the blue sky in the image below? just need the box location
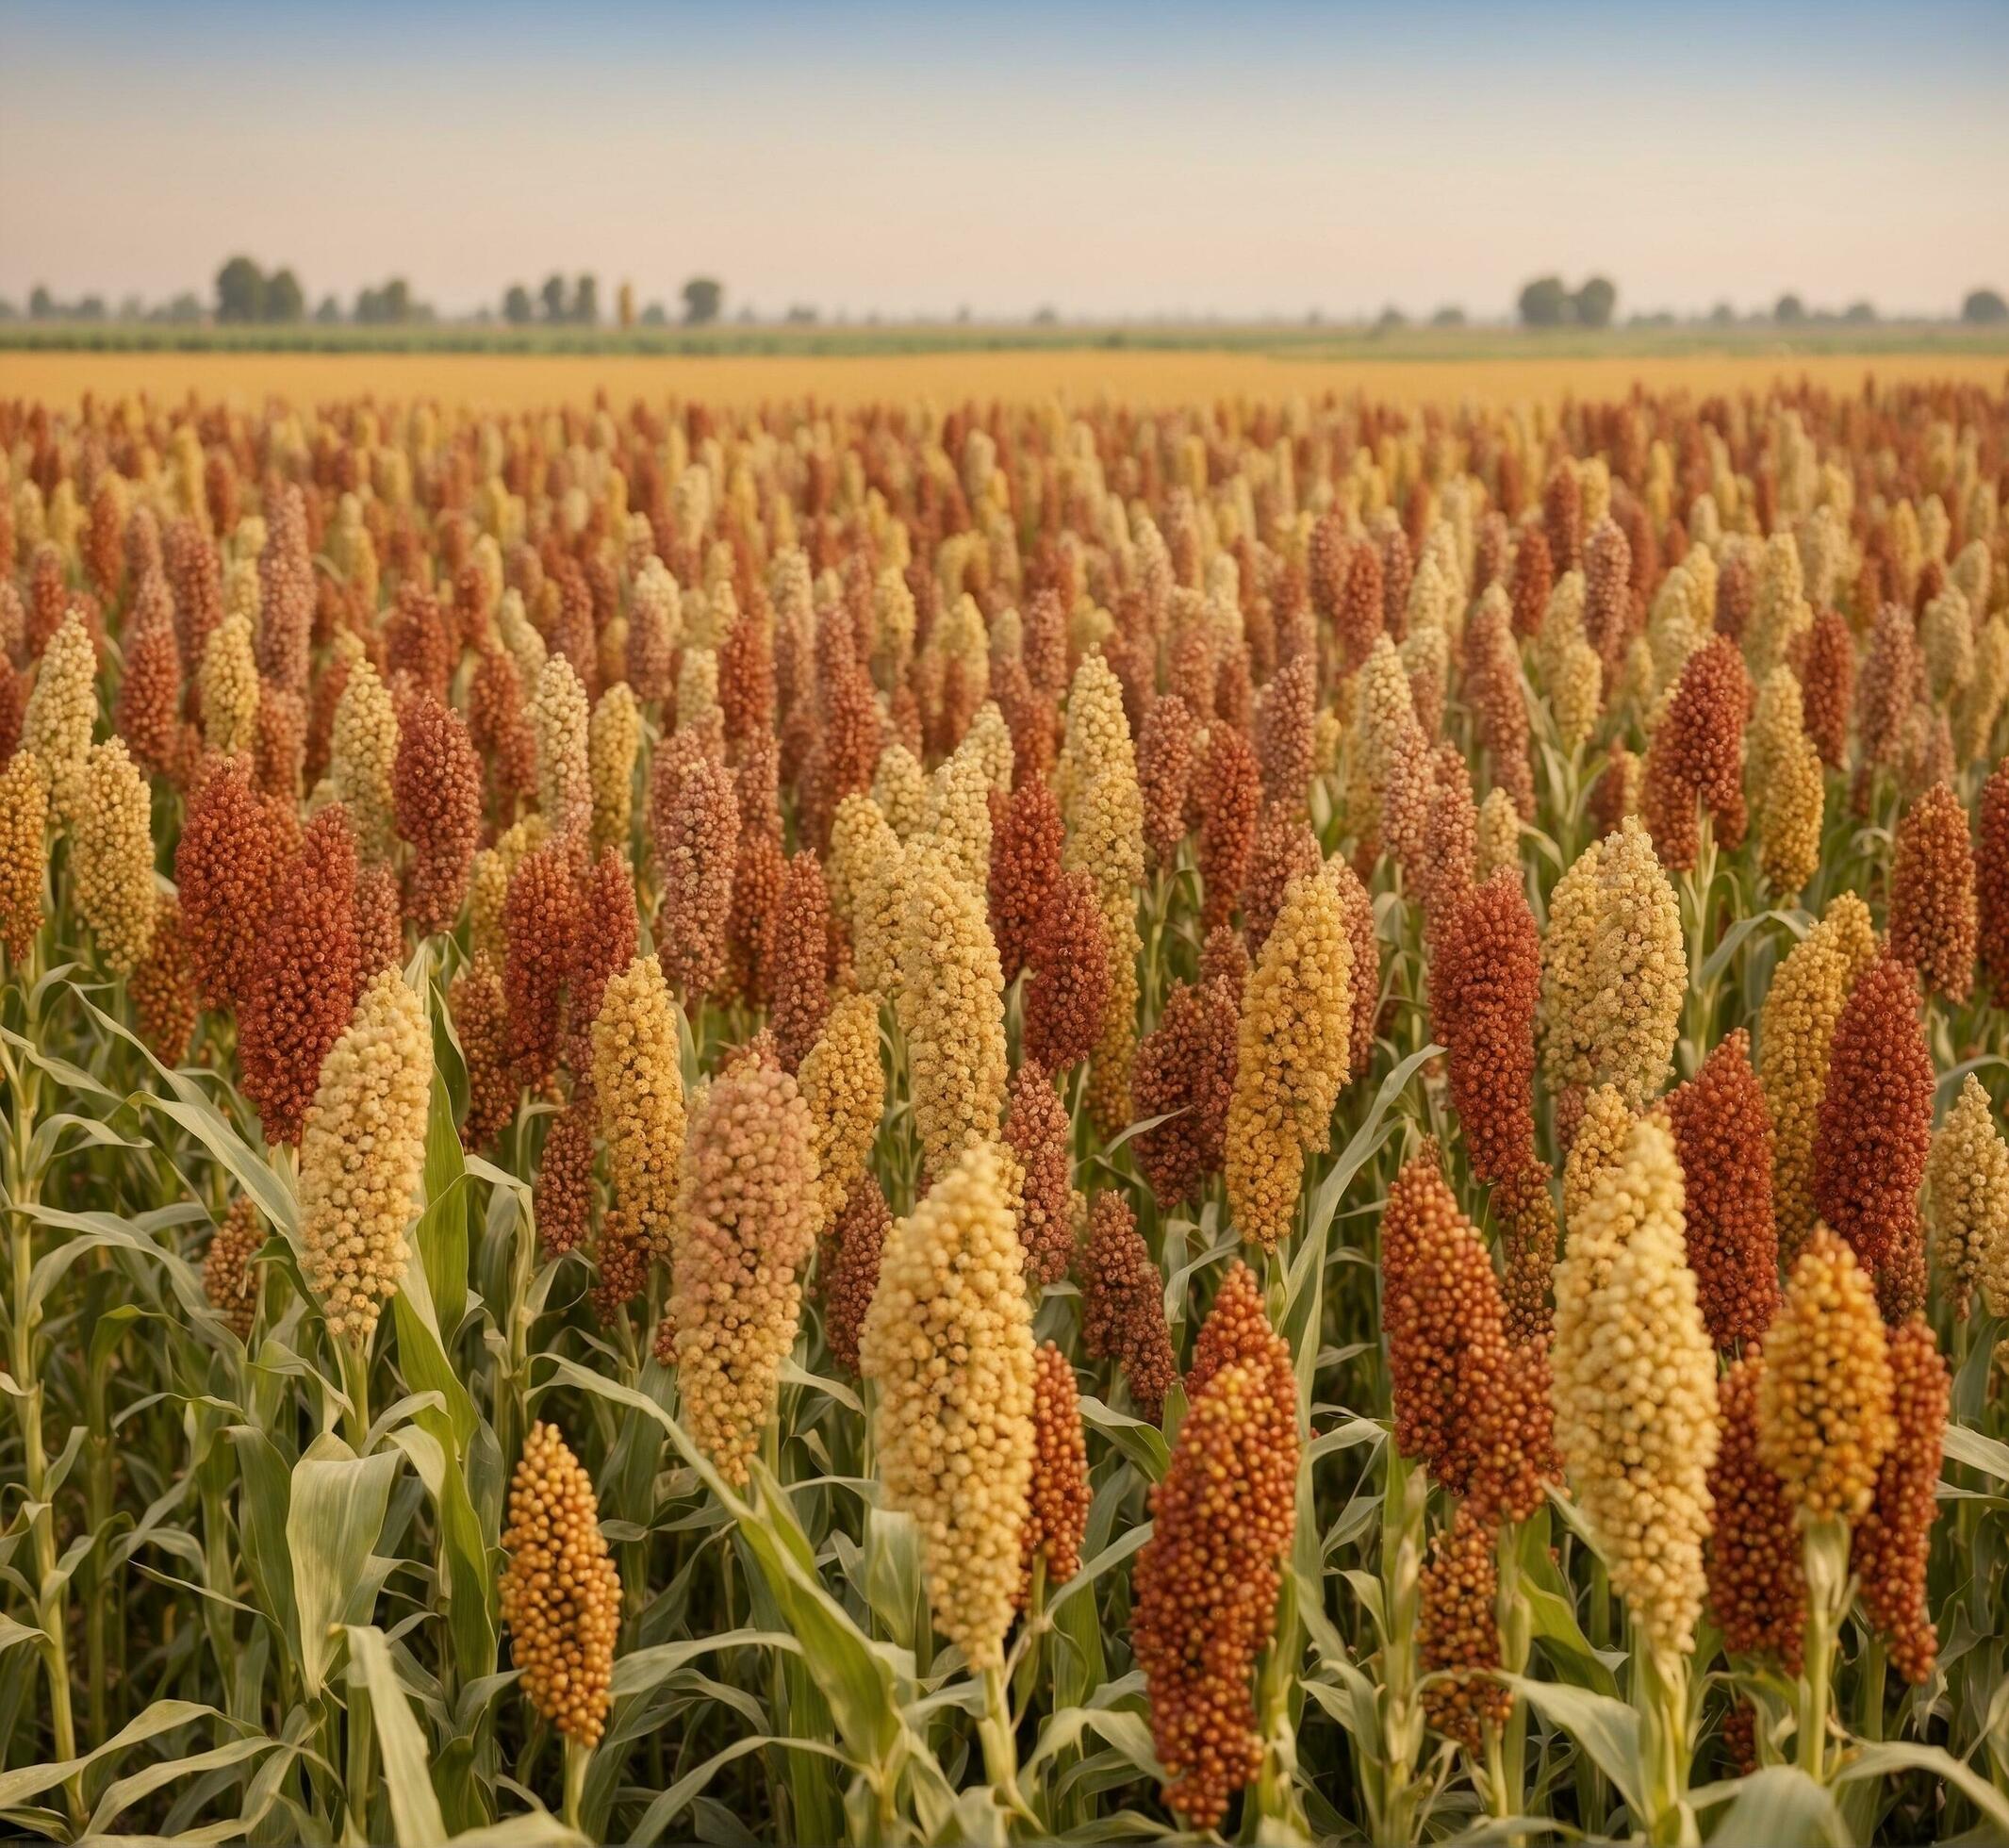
[3,0,2005,320]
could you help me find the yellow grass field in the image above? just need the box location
[7,343,2007,412]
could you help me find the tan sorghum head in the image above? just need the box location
[68,738,156,976]
[1589,817,1685,1106]
[25,613,98,809]
[859,1140,1036,1671]
[797,989,884,1235]
[329,655,400,863]
[203,1197,266,1343]
[896,842,1008,1177]
[669,1058,819,1485]
[829,792,904,998]
[1551,1114,1719,1660]
[1927,1073,2009,1318]
[1761,893,1879,1255]
[1540,836,1606,1100]
[591,952,687,1261]
[500,1422,620,1748]
[531,654,593,844]
[1755,1229,1896,1525]
[586,681,640,861]
[298,967,430,1346]
[0,750,50,962]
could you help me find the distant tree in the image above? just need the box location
[1573,276,1618,328]
[784,304,818,324]
[315,295,342,323]
[1963,288,2008,324]
[0,299,18,321]
[74,296,107,321]
[167,291,204,323]
[735,305,757,323]
[640,302,668,325]
[502,284,534,325]
[1706,301,1737,325]
[28,285,54,319]
[1517,275,1572,327]
[118,294,144,322]
[1430,305,1467,326]
[540,274,568,322]
[617,281,634,329]
[265,268,305,322]
[1843,300,1878,324]
[1031,305,1059,325]
[1375,305,1408,331]
[682,276,723,325]
[1774,293,1806,324]
[215,256,267,323]
[383,278,411,322]
[572,274,599,325]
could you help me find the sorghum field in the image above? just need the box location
[1,371,2007,1848]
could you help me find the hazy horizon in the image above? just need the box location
[4,0,2005,324]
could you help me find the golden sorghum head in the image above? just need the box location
[1062,652,1145,915]
[1023,867,1111,1075]
[829,792,904,998]
[203,1197,265,1343]
[797,989,884,1234]
[1561,1082,1633,1217]
[1754,703,1825,900]
[1355,635,1433,870]
[1550,1114,1719,1660]
[1079,1190,1178,1424]
[451,951,515,1154]
[24,613,98,807]
[987,769,1063,984]
[1002,1059,1080,1286]
[1852,1317,1947,1684]
[1665,1030,1782,1347]
[872,741,929,843]
[896,842,1008,1176]
[1927,1074,2009,1319]
[587,681,640,860]
[591,952,687,1260]
[1755,1229,1896,1525]
[1539,836,1605,1100]
[1474,785,1521,883]
[1085,898,1143,1141]
[1888,781,1977,1004]
[769,850,833,1074]
[391,692,482,936]
[1431,869,1541,1185]
[298,967,430,1346]
[0,749,50,962]
[859,1140,1036,1670]
[330,654,399,863]
[531,654,593,844]
[1421,1502,1512,1755]
[1811,956,1935,1318]
[130,891,198,1064]
[1706,1354,1806,1672]
[1133,971,1240,1210]
[1590,817,1685,1106]
[1131,1304,1298,1830]
[1762,893,1879,1256]
[500,1422,620,1749]
[1139,692,1198,866]
[1022,1341,1091,1600]
[1226,863,1355,1250]
[238,802,366,1146]
[670,1058,819,1484]
[924,738,994,895]
[817,1172,888,1378]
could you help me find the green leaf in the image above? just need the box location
[1503,1675,1645,1817]
[1940,1424,2009,1487]
[227,1427,300,1652]
[1077,1394,1169,1482]
[383,1423,499,1702]
[286,1436,401,1697]
[0,1698,224,1810]
[86,1735,276,1837]
[1835,1741,2009,1840]
[419,1052,470,1340]
[348,1625,448,1848]
[1692,1766,1848,1847]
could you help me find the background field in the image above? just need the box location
[7,327,2008,412]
